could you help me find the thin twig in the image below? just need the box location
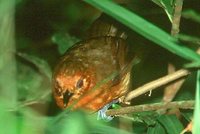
[125,69,190,102]
[162,0,184,105]
[180,121,193,134]
[163,64,185,103]
[106,100,194,116]
[171,0,183,36]
[7,100,44,112]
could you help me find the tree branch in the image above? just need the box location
[125,69,190,102]
[106,100,194,116]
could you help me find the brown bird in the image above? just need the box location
[52,14,134,112]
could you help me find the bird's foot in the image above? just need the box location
[97,99,118,121]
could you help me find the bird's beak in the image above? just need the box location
[63,91,73,107]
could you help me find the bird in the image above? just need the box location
[52,13,134,113]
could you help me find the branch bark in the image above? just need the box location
[125,69,190,102]
[106,100,194,116]
[162,0,184,108]
[171,0,183,36]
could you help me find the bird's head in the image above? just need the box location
[52,58,95,110]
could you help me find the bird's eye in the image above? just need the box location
[76,78,84,89]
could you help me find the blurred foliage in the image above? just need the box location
[0,0,200,134]
[182,9,200,24]
[193,71,200,134]
[52,33,80,54]
[151,0,175,22]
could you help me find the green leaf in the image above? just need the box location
[151,0,175,22]
[176,34,200,44]
[52,33,80,55]
[182,9,200,24]
[60,112,89,134]
[132,112,159,126]
[16,53,52,104]
[181,111,193,122]
[158,115,184,134]
[0,103,19,134]
[193,70,200,134]
[84,0,200,62]
[18,108,48,134]
[184,61,200,69]
[147,122,166,134]
[49,111,132,134]
[0,1,18,133]
[17,52,52,80]
[92,124,132,134]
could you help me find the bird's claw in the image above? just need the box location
[97,99,118,121]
